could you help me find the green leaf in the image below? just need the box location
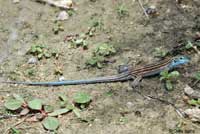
[160,70,169,80]
[48,108,70,116]
[13,94,25,103]
[185,41,193,49]
[165,80,173,91]
[66,104,74,110]
[37,53,43,59]
[73,108,81,118]
[73,92,91,104]
[4,99,23,110]
[44,105,54,113]
[188,99,200,106]
[28,99,43,110]
[42,117,60,130]
[194,72,200,80]
[168,71,180,79]
[10,127,21,134]
[75,39,83,45]
[95,43,116,56]
[44,52,51,58]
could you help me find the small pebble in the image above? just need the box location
[59,76,65,81]
[57,11,69,21]
[27,57,38,64]
[126,101,134,108]
[13,0,20,3]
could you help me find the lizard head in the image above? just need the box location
[169,55,190,68]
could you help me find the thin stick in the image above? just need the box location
[132,89,185,118]
[0,114,21,119]
[137,0,149,19]
[3,116,28,134]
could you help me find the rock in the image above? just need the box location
[184,85,200,99]
[184,108,200,122]
[27,57,38,64]
[126,101,134,109]
[57,11,69,21]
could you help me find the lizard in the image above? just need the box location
[1,55,190,86]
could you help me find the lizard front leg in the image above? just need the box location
[130,76,143,89]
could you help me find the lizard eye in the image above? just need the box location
[179,57,184,60]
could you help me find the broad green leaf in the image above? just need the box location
[165,80,173,91]
[28,99,43,110]
[44,105,54,113]
[4,99,23,110]
[42,117,59,130]
[194,72,200,80]
[13,94,25,103]
[73,92,91,104]
[48,108,70,116]
[73,108,81,118]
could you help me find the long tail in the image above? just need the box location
[1,73,132,86]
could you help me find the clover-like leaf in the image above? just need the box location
[42,117,60,131]
[48,108,70,117]
[73,92,91,104]
[28,99,43,110]
[4,99,23,110]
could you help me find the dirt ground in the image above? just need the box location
[0,0,200,133]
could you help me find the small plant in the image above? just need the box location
[160,70,180,91]
[52,21,64,34]
[184,40,200,53]
[3,93,93,131]
[28,44,59,60]
[73,92,92,109]
[10,127,21,134]
[187,99,200,106]
[119,116,128,124]
[86,55,105,68]
[153,47,167,58]
[67,9,75,16]
[86,43,116,68]
[194,71,200,80]
[116,4,129,18]
[94,43,116,56]
[4,94,64,131]
[69,37,88,49]
[91,18,103,30]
